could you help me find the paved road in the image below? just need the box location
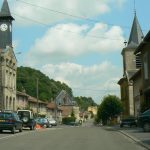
[0,126,147,150]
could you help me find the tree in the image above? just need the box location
[74,96,97,111]
[96,95,123,125]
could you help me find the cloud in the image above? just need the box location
[41,61,122,104]
[11,0,126,25]
[24,22,124,66]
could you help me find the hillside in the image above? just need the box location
[17,66,73,102]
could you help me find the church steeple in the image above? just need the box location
[127,13,143,48]
[0,0,14,20]
[0,0,14,49]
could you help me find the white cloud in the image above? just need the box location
[41,61,121,104]
[24,22,124,66]
[11,0,126,25]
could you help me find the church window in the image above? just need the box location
[144,52,148,79]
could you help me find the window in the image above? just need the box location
[144,52,148,79]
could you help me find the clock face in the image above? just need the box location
[0,24,8,31]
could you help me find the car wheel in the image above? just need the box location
[19,126,23,132]
[0,130,2,133]
[22,117,29,123]
[43,124,47,128]
[143,123,150,132]
[12,126,16,134]
[49,124,52,128]
[120,125,123,128]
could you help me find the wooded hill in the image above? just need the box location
[17,66,97,110]
[17,66,73,102]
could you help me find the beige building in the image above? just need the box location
[16,91,28,110]
[0,0,17,111]
[88,106,98,115]
[0,47,17,111]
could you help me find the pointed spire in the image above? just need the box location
[127,13,143,48]
[0,0,14,20]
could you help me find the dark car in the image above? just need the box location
[65,121,80,126]
[138,108,150,132]
[0,111,23,134]
[120,117,137,128]
[17,110,36,130]
[35,118,51,128]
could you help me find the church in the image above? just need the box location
[0,0,17,111]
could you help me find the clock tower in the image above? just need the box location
[0,0,14,49]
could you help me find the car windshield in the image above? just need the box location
[41,118,48,123]
[142,109,150,115]
[17,111,30,119]
[0,113,13,119]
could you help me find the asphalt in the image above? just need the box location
[103,126,150,150]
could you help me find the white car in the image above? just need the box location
[48,118,57,126]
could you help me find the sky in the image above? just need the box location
[0,0,149,104]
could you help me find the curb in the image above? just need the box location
[119,130,150,150]
[102,126,150,150]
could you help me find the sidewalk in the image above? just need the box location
[103,125,150,150]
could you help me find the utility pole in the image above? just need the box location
[36,78,39,114]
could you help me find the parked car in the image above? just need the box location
[17,110,36,130]
[138,108,150,132]
[35,118,51,128]
[0,111,23,134]
[120,117,137,128]
[65,121,80,126]
[48,118,57,126]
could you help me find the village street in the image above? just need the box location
[0,122,147,150]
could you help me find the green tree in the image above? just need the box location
[74,96,97,111]
[96,95,123,125]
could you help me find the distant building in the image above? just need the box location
[88,106,98,115]
[55,90,80,119]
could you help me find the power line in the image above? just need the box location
[13,13,124,41]
[15,0,147,32]
[72,87,119,92]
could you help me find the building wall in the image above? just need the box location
[73,106,80,120]
[122,48,136,74]
[132,73,142,116]
[119,79,130,117]
[141,44,150,111]
[0,47,17,111]
[16,95,28,110]
[128,84,134,116]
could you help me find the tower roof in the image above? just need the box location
[127,13,143,48]
[0,0,14,20]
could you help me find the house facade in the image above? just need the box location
[135,31,150,112]
[130,69,143,116]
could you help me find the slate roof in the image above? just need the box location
[0,0,14,20]
[127,14,144,48]
[135,30,150,54]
